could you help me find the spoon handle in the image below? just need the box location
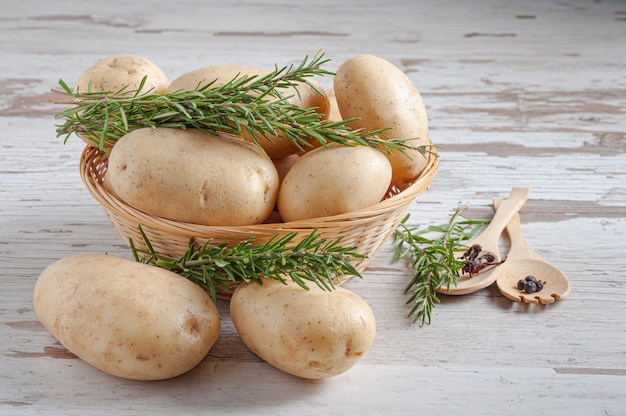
[493,198,538,259]
[477,187,530,248]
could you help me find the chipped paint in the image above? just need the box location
[8,346,78,360]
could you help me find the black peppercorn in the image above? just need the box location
[517,275,545,293]
[524,280,538,293]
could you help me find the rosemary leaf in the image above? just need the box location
[393,207,490,326]
[52,51,431,159]
[130,226,365,302]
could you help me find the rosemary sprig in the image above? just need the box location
[52,51,429,157]
[393,208,490,326]
[130,226,365,302]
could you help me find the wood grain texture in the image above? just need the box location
[1,0,625,415]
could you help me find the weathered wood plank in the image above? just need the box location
[1,0,625,415]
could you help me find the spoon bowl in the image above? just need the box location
[493,198,571,304]
[437,186,530,295]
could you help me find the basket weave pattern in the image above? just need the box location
[80,145,439,298]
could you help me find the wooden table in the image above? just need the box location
[2,1,625,414]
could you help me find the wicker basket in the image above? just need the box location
[79,144,439,299]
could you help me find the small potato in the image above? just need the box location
[75,55,170,148]
[334,54,430,184]
[168,65,330,158]
[75,54,170,95]
[230,279,376,379]
[33,254,220,381]
[277,144,392,222]
[272,153,300,183]
[106,128,280,226]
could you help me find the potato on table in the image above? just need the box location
[230,278,376,379]
[33,254,220,381]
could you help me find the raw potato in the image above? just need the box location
[334,54,430,184]
[75,54,170,95]
[230,279,376,379]
[167,65,330,158]
[167,64,266,93]
[272,153,300,183]
[33,254,220,381]
[325,89,343,122]
[277,144,392,222]
[106,127,280,226]
[74,55,171,148]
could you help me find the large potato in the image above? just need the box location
[75,54,170,95]
[334,54,430,184]
[33,254,220,381]
[106,127,280,226]
[230,279,376,379]
[168,65,330,158]
[277,144,392,222]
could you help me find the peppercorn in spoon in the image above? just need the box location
[437,186,531,296]
[493,198,571,304]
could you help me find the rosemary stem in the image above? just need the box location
[52,51,433,159]
[393,209,490,325]
[130,226,365,302]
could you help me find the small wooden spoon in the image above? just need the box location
[493,198,571,304]
[437,186,531,295]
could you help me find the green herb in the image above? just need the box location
[52,50,428,157]
[393,207,490,326]
[130,226,364,302]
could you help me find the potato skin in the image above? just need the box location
[334,54,429,184]
[230,279,376,379]
[33,254,220,381]
[75,55,170,148]
[325,88,343,122]
[167,65,266,93]
[106,127,280,226]
[277,144,392,222]
[272,153,300,183]
[75,54,170,95]
[168,65,330,158]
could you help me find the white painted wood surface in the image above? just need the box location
[1,0,625,415]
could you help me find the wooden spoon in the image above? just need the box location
[493,198,571,304]
[437,186,531,296]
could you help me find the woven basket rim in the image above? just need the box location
[80,144,439,237]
